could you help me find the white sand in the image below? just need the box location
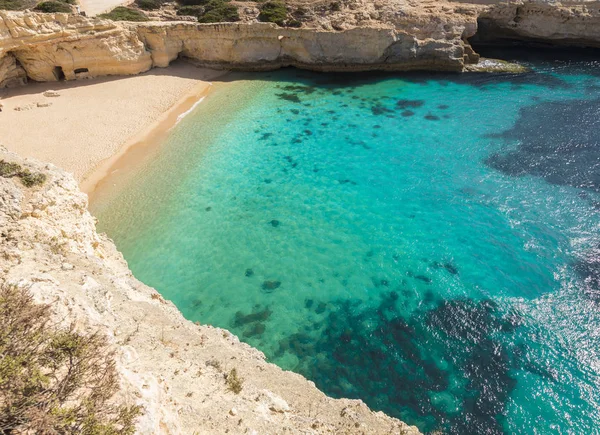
[78,0,128,16]
[0,62,224,187]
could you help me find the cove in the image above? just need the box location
[91,51,600,434]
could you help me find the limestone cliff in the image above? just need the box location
[0,146,422,434]
[2,2,600,87]
[477,0,600,47]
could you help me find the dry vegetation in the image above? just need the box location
[0,286,141,434]
[0,160,46,187]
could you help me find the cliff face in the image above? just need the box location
[0,7,475,87]
[2,1,600,87]
[0,12,151,84]
[476,0,600,47]
[0,146,422,434]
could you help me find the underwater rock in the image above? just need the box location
[245,268,254,277]
[424,114,440,121]
[270,219,280,227]
[243,322,266,338]
[401,110,415,117]
[485,98,600,192]
[262,280,281,292]
[396,99,424,109]
[315,302,327,314]
[277,93,301,103]
[371,105,394,115]
[444,263,459,275]
[415,275,432,283]
[234,307,272,327]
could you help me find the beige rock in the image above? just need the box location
[0,146,422,434]
[13,103,33,110]
[36,101,52,107]
[42,90,60,97]
[2,3,600,88]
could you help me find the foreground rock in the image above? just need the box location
[2,1,600,86]
[0,145,421,434]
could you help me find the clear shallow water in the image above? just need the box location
[93,52,600,434]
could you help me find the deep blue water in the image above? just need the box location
[93,51,600,434]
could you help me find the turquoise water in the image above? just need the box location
[93,51,600,434]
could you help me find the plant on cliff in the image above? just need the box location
[177,0,217,6]
[258,1,287,26]
[201,0,239,23]
[0,286,142,434]
[176,4,203,15]
[34,0,72,13]
[135,0,163,11]
[99,6,149,21]
[225,368,243,394]
[0,0,39,11]
[176,0,238,23]
[0,0,24,10]
[0,160,47,187]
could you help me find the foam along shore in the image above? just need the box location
[0,61,224,191]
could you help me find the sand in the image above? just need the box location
[0,62,225,192]
[78,0,129,17]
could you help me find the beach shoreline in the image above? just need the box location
[0,61,227,200]
[80,79,217,199]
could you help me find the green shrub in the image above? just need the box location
[19,169,47,187]
[136,0,161,9]
[0,286,142,433]
[0,160,21,177]
[225,368,243,394]
[177,0,213,6]
[99,6,149,21]
[34,0,72,12]
[196,0,239,23]
[0,160,47,187]
[0,0,25,10]
[177,4,203,15]
[258,1,287,26]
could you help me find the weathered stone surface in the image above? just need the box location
[0,145,422,434]
[478,0,600,47]
[0,11,152,83]
[2,2,600,87]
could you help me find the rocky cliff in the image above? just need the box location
[2,1,600,87]
[476,0,600,47]
[0,146,422,434]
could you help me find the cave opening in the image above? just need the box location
[53,66,65,81]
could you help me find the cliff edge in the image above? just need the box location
[2,1,600,87]
[0,146,422,433]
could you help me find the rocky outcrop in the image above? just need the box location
[3,1,600,87]
[0,0,598,78]
[0,12,152,82]
[135,21,471,72]
[0,7,477,86]
[0,145,422,434]
[476,0,600,47]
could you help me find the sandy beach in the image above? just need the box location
[0,61,225,192]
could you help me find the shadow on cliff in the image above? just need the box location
[0,59,224,98]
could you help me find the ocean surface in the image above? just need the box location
[92,49,600,434]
